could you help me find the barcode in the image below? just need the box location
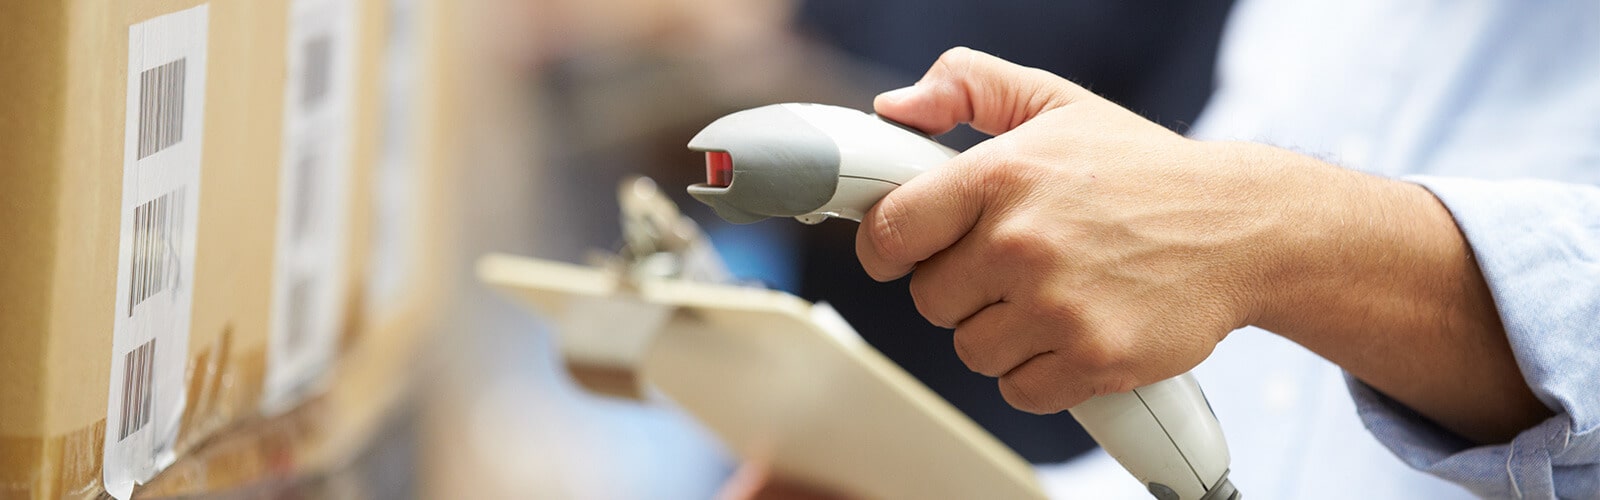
[137,58,187,159]
[285,278,313,354]
[118,339,157,440]
[292,153,317,240]
[128,188,187,316]
[301,35,332,109]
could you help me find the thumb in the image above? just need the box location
[873,47,1091,136]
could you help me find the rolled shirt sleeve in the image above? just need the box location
[1344,176,1600,498]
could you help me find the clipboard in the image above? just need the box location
[478,253,1047,499]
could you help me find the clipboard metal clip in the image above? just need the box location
[560,176,734,399]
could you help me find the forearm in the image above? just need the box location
[1235,143,1552,444]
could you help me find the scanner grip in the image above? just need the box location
[1069,373,1233,500]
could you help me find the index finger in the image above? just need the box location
[855,151,989,282]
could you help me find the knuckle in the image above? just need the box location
[1034,292,1085,325]
[1105,371,1139,396]
[930,46,983,90]
[866,196,913,267]
[998,375,1051,414]
[988,223,1050,266]
[908,275,957,329]
[1039,304,1139,385]
[936,46,975,69]
[951,328,999,376]
[1073,336,1130,375]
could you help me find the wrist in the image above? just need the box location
[1190,141,1324,336]
[1177,141,1312,339]
[1218,145,1545,442]
[1230,144,1465,345]
[1206,142,1382,340]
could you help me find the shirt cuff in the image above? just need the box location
[1341,175,1600,497]
[1345,376,1581,497]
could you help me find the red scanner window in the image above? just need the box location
[706,151,732,187]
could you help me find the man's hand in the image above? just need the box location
[858,47,1283,413]
[860,47,1550,443]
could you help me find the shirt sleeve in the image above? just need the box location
[1343,175,1600,498]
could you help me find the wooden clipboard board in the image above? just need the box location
[478,253,1046,499]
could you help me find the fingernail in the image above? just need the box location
[878,86,917,104]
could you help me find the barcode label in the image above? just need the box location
[367,0,423,319]
[292,153,317,240]
[284,278,312,354]
[127,188,187,316]
[300,35,332,109]
[117,339,157,440]
[105,7,208,499]
[137,59,186,159]
[265,0,358,414]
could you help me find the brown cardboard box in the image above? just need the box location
[261,0,444,412]
[336,0,386,354]
[0,1,285,497]
[136,0,461,491]
[135,300,428,498]
[358,0,457,344]
[0,0,450,496]
[174,0,285,454]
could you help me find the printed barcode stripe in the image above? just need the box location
[128,188,186,316]
[292,153,316,240]
[137,58,187,159]
[301,35,332,109]
[118,339,157,440]
[285,278,312,354]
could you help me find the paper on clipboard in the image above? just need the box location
[477,253,1047,499]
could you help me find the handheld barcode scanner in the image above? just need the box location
[687,103,1241,500]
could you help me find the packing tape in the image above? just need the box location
[0,338,268,499]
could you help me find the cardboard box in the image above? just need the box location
[135,300,429,497]
[174,0,285,454]
[357,0,457,344]
[263,0,462,419]
[0,0,451,496]
[134,0,461,486]
[0,2,284,497]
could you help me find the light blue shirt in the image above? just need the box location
[1040,1,1600,498]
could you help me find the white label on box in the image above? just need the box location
[104,6,209,499]
[365,0,423,321]
[263,0,359,414]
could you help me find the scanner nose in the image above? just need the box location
[686,103,842,224]
[705,151,732,187]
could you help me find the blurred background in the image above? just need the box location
[422,0,1234,497]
